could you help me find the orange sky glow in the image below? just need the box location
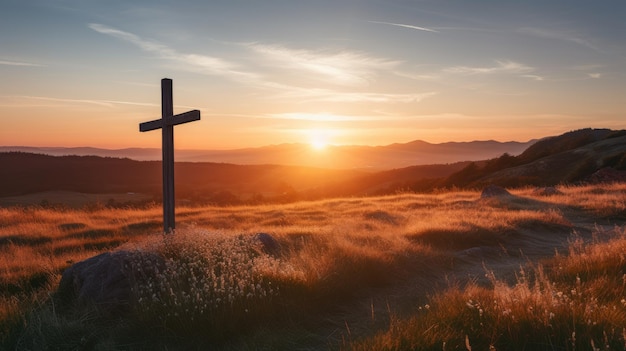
[1,1,624,150]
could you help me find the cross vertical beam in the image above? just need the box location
[139,78,201,234]
[161,79,175,233]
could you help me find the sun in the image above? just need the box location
[307,129,330,151]
[311,139,327,150]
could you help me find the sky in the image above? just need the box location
[1,0,625,150]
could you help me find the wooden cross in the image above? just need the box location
[139,78,200,233]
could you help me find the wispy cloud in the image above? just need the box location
[88,23,256,80]
[0,60,44,67]
[569,64,604,71]
[273,87,437,104]
[393,70,441,81]
[444,60,533,75]
[245,43,401,87]
[566,64,603,79]
[89,24,431,105]
[1,95,157,108]
[521,74,544,81]
[320,91,437,103]
[268,113,374,122]
[368,21,438,33]
[517,27,601,52]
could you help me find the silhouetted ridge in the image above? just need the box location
[440,128,626,189]
[518,128,618,163]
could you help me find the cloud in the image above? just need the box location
[569,64,604,71]
[245,43,401,87]
[393,70,441,81]
[0,60,44,67]
[444,60,533,75]
[89,24,430,105]
[368,21,438,33]
[274,87,437,104]
[566,65,603,80]
[268,113,372,122]
[88,23,256,80]
[317,91,437,103]
[1,95,157,108]
[517,27,601,52]
[521,74,544,81]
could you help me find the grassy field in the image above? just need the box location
[1,184,625,350]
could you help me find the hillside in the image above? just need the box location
[0,152,471,206]
[437,128,626,189]
[474,131,626,187]
[0,153,362,203]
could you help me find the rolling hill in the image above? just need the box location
[436,128,626,189]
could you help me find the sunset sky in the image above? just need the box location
[1,0,624,149]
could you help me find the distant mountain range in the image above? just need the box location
[0,139,535,170]
[1,128,624,207]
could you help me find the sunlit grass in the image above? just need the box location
[1,183,625,349]
[349,227,626,350]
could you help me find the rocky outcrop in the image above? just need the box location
[57,250,164,314]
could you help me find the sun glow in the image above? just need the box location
[311,139,327,150]
[307,129,331,151]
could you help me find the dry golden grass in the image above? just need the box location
[1,183,625,349]
[349,227,626,350]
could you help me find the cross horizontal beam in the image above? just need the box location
[139,109,201,132]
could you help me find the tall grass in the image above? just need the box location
[1,183,625,349]
[349,227,626,350]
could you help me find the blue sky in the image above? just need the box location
[1,0,624,149]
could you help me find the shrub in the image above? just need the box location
[127,230,285,340]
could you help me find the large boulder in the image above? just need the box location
[480,185,512,198]
[57,250,164,314]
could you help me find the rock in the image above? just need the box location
[480,185,511,198]
[254,232,281,256]
[57,250,164,313]
[587,167,626,184]
[532,186,563,196]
